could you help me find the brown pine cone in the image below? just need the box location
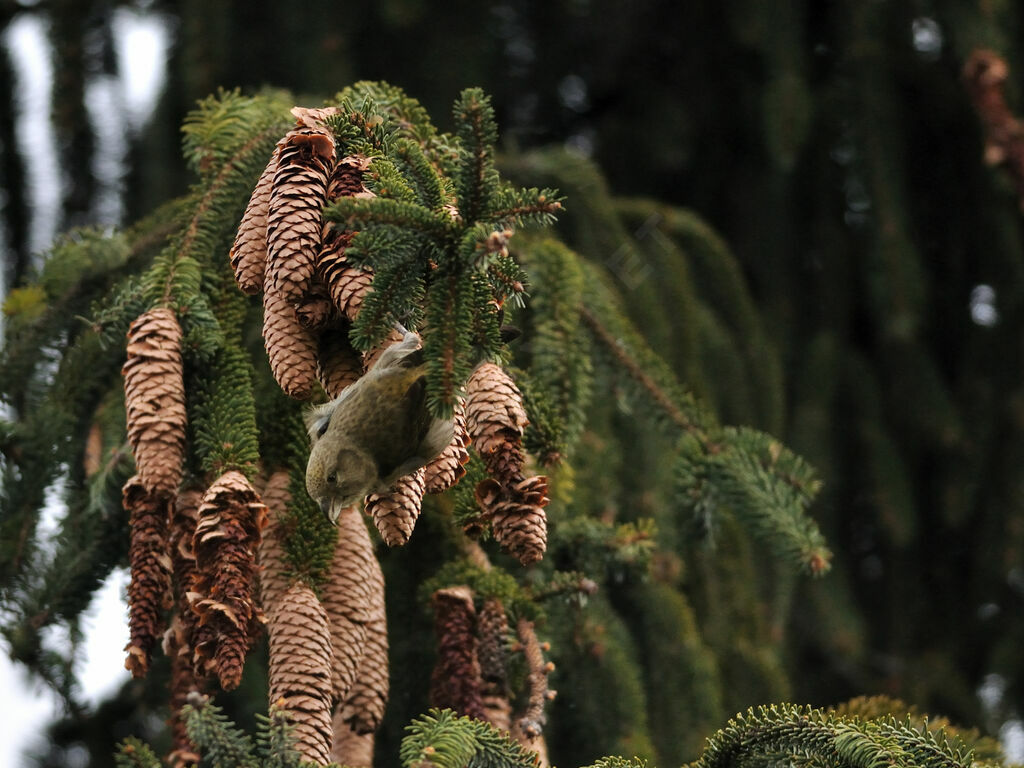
[330,714,375,767]
[465,363,529,485]
[169,489,202,662]
[430,586,486,721]
[190,471,268,690]
[365,468,426,547]
[327,154,372,200]
[268,583,334,766]
[263,282,318,399]
[475,476,549,566]
[477,598,510,686]
[322,504,382,701]
[267,127,335,302]
[336,611,389,735]
[424,397,471,494]
[230,142,281,295]
[257,469,292,616]
[294,279,336,330]
[291,105,342,130]
[123,475,173,677]
[165,616,203,768]
[123,307,187,495]
[317,328,364,397]
[318,227,375,322]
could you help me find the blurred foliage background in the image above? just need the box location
[2,0,1024,766]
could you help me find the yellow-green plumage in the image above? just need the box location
[304,332,454,522]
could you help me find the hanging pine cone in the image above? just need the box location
[230,142,281,295]
[266,127,335,302]
[123,307,187,495]
[169,488,202,664]
[515,617,555,740]
[268,583,334,767]
[190,471,268,690]
[465,362,529,485]
[424,397,471,494]
[330,714,375,768]
[257,469,293,615]
[477,598,510,689]
[430,586,486,721]
[165,616,202,768]
[475,476,549,565]
[123,475,173,678]
[317,327,364,397]
[336,611,389,735]
[365,467,426,546]
[322,504,382,701]
[263,282,318,399]
[294,279,336,331]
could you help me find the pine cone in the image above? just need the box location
[230,143,280,295]
[170,488,202,663]
[123,307,187,495]
[165,616,202,768]
[266,127,335,302]
[477,598,510,686]
[330,714,375,767]
[365,468,426,546]
[475,476,549,565]
[190,471,268,690]
[515,617,554,740]
[263,282,318,399]
[318,228,374,322]
[322,505,383,701]
[317,328,364,397]
[257,470,292,617]
[291,105,342,130]
[430,586,486,721]
[337,612,389,734]
[123,475,173,678]
[424,398,471,494]
[294,279,336,330]
[465,363,529,485]
[268,583,334,766]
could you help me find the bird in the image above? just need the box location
[304,330,454,523]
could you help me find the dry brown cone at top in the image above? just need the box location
[123,475,173,678]
[263,281,318,399]
[317,326,364,397]
[335,605,389,735]
[256,469,293,615]
[164,615,202,768]
[268,583,334,766]
[424,397,471,494]
[266,126,335,302]
[430,586,486,721]
[230,141,282,295]
[322,504,382,701]
[318,155,375,320]
[291,105,342,129]
[123,307,187,495]
[475,476,549,566]
[465,362,529,485]
[190,471,268,690]
[169,488,203,665]
[365,467,426,546]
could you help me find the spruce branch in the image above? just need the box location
[400,709,538,768]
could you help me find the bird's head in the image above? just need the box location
[305,442,378,523]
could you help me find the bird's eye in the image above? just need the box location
[327,473,337,484]
[316,421,329,438]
